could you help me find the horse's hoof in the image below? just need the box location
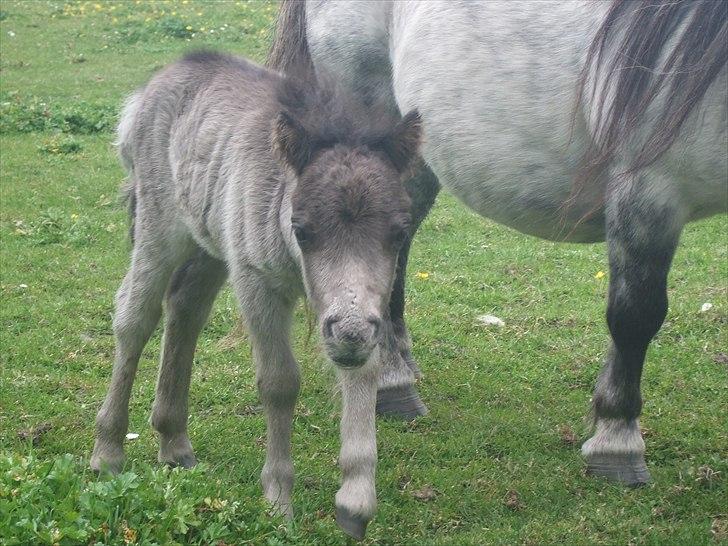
[376,384,428,420]
[336,506,368,541]
[585,453,650,486]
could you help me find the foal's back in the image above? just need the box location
[119,51,284,258]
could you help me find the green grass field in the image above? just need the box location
[1,1,726,544]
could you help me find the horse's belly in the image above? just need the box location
[389,0,607,242]
[430,145,606,242]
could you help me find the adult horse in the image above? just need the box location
[269,0,727,485]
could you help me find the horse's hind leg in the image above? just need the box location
[376,164,439,419]
[151,248,227,468]
[582,173,684,485]
[91,230,190,474]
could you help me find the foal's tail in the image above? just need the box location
[268,0,314,77]
[116,90,144,245]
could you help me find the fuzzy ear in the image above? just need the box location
[272,111,312,174]
[378,110,423,173]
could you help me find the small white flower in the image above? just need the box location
[18,284,28,289]
[125,432,139,440]
[7,31,16,38]
[700,302,713,313]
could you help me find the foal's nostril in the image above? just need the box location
[323,316,338,339]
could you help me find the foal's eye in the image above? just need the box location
[292,223,312,246]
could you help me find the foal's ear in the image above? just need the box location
[378,110,423,173]
[272,112,312,174]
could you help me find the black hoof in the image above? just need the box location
[376,384,428,420]
[336,506,368,541]
[585,453,650,487]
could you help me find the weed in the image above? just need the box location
[13,208,94,247]
[0,93,117,135]
[38,134,83,155]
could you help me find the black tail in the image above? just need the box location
[576,0,727,184]
[267,0,314,77]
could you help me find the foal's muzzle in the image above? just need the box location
[322,314,381,368]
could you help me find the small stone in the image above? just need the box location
[700,302,713,313]
[125,432,139,440]
[476,314,505,327]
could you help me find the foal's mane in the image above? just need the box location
[575,0,727,184]
[275,69,401,153]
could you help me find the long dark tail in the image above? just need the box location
[576,0,727,185]
[267,0,314,76]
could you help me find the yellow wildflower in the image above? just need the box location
[415,271,430,280]
[71,213,79,221]
[594,270,606,279]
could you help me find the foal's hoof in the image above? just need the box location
[161,452,198,469]
[336,506,369,541]
[585,453,651,487]
[90,442,124,475]
[90,456,123,476]
[376,384,428,420]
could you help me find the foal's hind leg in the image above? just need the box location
[151,248,227,468]
[582,174,684,485]
[91,235,190,473]
[376,165,439,419]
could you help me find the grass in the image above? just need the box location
[0,1,726,544]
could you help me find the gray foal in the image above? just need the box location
[90,51,422,539]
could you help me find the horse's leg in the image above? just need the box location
[91,234,189,474]
[582,174,684,485]
[336,359,379,540]
[376,164,439,419]
[233,270,299,519]
[150,248,227,468]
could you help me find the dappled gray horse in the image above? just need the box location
[91,51,423,538]
[270,0,728,485]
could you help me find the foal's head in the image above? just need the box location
[273,84,422,368]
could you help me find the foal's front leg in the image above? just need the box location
[233,271,300,518]
[335,359,379,540]
[582,172,684,485]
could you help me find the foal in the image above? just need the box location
[91,51,421,539]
